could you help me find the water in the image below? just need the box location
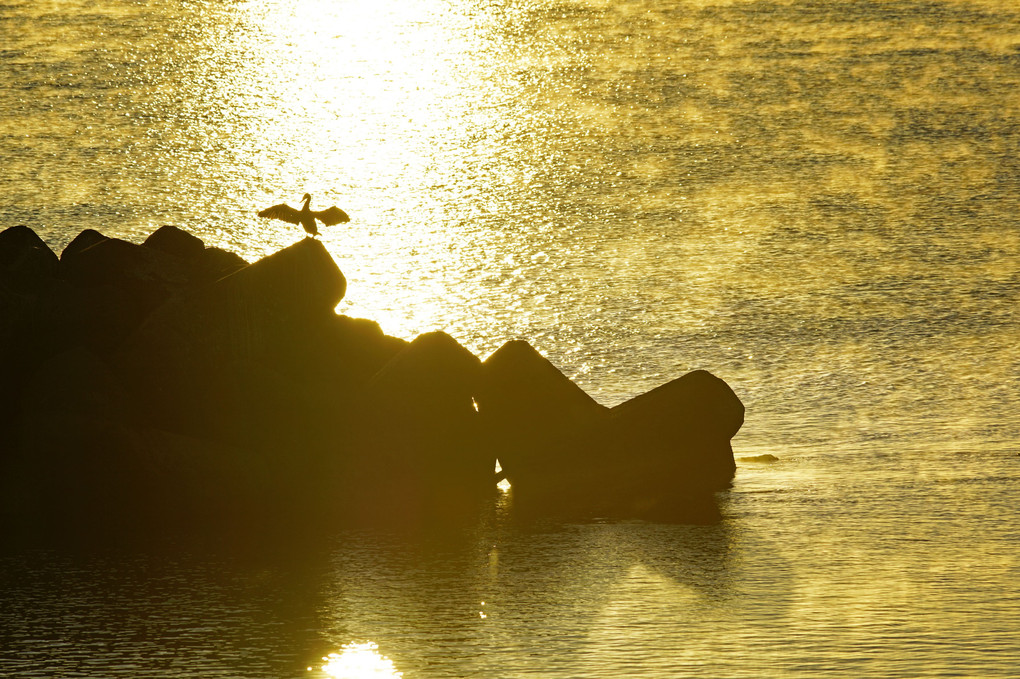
[2,0,1019,676]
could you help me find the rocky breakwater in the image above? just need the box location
[0,224,743,537]
[475,341,743,521]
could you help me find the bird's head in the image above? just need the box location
[301,193,312,203]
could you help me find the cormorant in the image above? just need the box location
[257,193,350,236]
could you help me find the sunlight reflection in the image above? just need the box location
[317,642,402,679]
[495,459,511,492]
[222,0,513,342]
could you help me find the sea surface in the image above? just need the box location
[1,0,1019,676]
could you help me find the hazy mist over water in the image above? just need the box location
[1,0,1019,676]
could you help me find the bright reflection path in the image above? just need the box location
[224,0,517,344]
[318,642,402,679]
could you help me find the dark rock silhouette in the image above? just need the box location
[142,225,249,282]
[0,223,745,538]
[60,228,109,262]
[62,236,195,311]
[588,369,742,520]
[364,331,482,422]
[320,315,410,387]
[113,236,349,445]
[0,225,60,295]
[350,331,491,521]
[477,343,742,520]
[1,230,62,470]
[609,369,743,487]
[475,340,609,484]
[143,223,206,259]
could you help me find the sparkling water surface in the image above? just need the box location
[1,0,1018,676]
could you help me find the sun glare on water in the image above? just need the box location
[221,0,507,341]
[314,642,403,679]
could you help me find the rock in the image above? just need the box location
[60,235,197,312]
[0,286,35,359]
[143,224,206,260]
[50,234,202,359]
[352,331,492,515]
[4,344,341,539]
[492,369,743,521]
[316,315,409,389]
[738,453,779,463]
[196,246,248,281]
[1,223,749,531]
[365,331,481,418]
[24,347,133,422]
[59,228,109,263]
[10,422,261,540]
[0,286,38,456]
[142,225,248,283]
[113,237,349,446]
[360,330,482,450]
[14,420,336,540]
[0,282,153,487]
[0,225,54,271]
[606,369,743,490]
[214,236,345,318]
[4,347,133,527]
[474,340,608,484]
[0,225,59,294]
[36,282,160,356]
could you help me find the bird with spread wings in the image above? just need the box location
[258,193,350,237]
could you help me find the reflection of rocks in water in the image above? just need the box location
[0,224,745,539]
[628,522,737,595]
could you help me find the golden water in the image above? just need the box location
[1,0,1018,676]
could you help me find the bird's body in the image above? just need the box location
[258,193,350,236]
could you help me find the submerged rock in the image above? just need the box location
[739,453,780,463]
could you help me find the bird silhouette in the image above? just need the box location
[257,193,350,237]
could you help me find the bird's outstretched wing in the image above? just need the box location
[313,206,351,226]
[257,203,301,224]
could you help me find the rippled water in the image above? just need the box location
[3,450,1019,678]
[2,0,1019,676]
